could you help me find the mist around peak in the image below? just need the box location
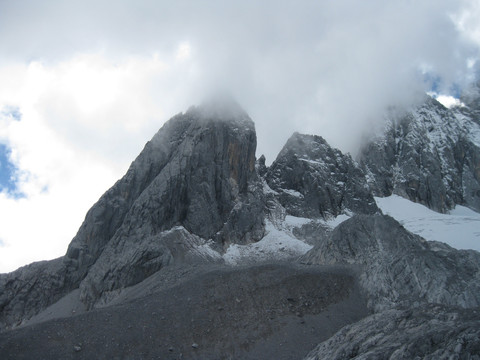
[189,93,252,125]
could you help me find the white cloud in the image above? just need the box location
[434,94,465,108]
[452,0,480,48]
[0,51,201,273]
[176,42,192,62]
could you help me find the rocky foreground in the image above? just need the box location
[0,263,369,360]
[1,94,480,359]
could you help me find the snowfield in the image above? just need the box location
[217,193,480,265]
[222,213,354,265]
[222,195,480,265]
[375,195,480,252]
[223,219,313,264]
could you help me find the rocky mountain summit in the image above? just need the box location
[266,133,378,218]
[1,95,480,359]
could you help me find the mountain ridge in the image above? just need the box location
[1,94,480,359]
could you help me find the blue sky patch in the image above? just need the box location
[421,73,465,99]
[0,143,21,196]
[448,83,462,99]
[422,73,442,94]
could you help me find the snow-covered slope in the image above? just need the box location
[376,194,480,251]
[223,219,313,265]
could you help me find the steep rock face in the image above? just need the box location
[69,100,263,269]
[301,214,480,312]
[265,133,378,219]
[304,304,480,360]
[359,96,480,212]
[0,100,266,325]
[76,101,265,306]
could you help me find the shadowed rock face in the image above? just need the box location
[359,95,480,213]
[266,133,378,219]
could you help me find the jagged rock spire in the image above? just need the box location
[265,133,378,218]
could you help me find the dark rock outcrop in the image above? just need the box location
[0,259,72,332]
[301,214,480,311]
[359,95,480,212]
[266,133,378,219]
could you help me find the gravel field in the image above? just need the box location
[0,262,369,360]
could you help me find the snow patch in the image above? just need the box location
[324,214,351,228]
[282,188,304,198]
[375,195,480,252]
[192,240,222,261]
[161,225,186,235]
[262,180,278,195]
[299,158,323,166]
[223,220,313,265]
[284,215,311,228]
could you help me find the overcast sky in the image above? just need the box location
[0,0,479,273]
